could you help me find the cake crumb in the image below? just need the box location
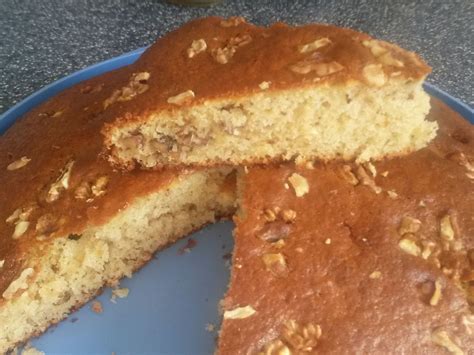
[178,238,197,255]
[91,300,103,314]
[21,344,44,355]
[111,287,130,303]
[205,323,216,332]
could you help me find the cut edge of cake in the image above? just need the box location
[0,168,236,353]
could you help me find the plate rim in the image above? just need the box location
[0,47,473,131]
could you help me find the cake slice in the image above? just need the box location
[0,65,235,352]
[218,99,473,354]
[102,16,436,169]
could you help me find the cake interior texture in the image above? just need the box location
[111,80,435,168]
[0,168,235,353]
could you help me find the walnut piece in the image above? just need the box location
[288,173,309,197]
[363,64,386,87]
[430,279,442,306]
[431,329,464,355]
[12,220,29,239]
[75,175,109,201]
[2,268,34,300]
[223,305,256,319]
[220,16,246,27]
[340,165,359,185]
[36,213,59,235]
[263,208,279,222]
[167,90,195,106]
[355,165,382,194]
[290,60,344,76]
[399,238,421,256]
[258,221,292,243]
[298,37,332,53]
[369,271,382,279]
[262,253,288,276]
[104,72,150,108]
[362,40,404,68]
[461,314,474,335]
[0,260,4,268]
[7,156,31,171]
[259,81,271,90]
[187,39,207,58]
[212,34,252,64]
[440,214,455,241]
[260,339,291,355]
[398,216,422,235]
[282,320,322,352]
[47,160,74,203]
[281,209,297,223]
[387,190,398,199]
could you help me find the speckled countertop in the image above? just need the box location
[0,0,473,114]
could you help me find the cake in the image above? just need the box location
[0,63,235,353]
[102,16,436,169]
[218,99,473,354]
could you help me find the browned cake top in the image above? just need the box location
[219,99,473,354]
[102,16,430,135]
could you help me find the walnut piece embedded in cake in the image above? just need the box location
[298,37,332,53]
[220,16,246,27]
[187,39,207,58]
[288,173,309,197]
[7,156,31,171]
[104,72,150,109]
[398,216,422,236]
[282,320,322,352]
[363,64,387,87]
[2,268,34,300]
[46,160,74,203]
[223,305,256,319]
[440,214,455,241]
[262,253,288,276]
[430,279,443,306]
[431,329,464,354]
[355,165,382,194]
[399,238,421,256]
[167,90,195,106]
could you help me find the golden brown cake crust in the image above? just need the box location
[101,16,431,165]
[0,64,194,300]
[219,99,473,354]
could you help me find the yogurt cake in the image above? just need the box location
[219,99,473,354]
[103,17,436,169]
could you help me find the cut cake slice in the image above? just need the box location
[102,16,436,169]
[218,99,473,354]
[0,64,235,352]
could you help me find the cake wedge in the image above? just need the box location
[0,65,235,353]
[102,16,436,169]
[218,98,473,354]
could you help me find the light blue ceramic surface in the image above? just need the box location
[0,49,472,355]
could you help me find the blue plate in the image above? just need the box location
[0,49,472,355]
